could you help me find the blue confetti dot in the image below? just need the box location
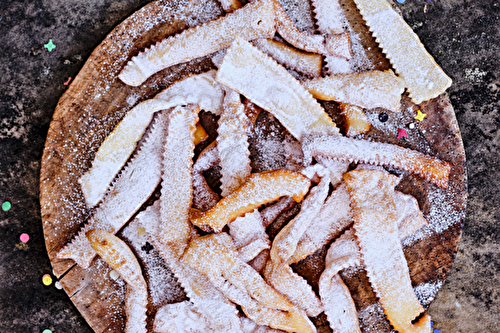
[396,0,405,3]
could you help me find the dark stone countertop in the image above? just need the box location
[0,0,498,332]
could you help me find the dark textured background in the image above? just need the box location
[0,0,498,332]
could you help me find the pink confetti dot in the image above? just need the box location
[20,233,29,243]
[397,128,408,139]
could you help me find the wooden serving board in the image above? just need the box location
[40,0,467,332]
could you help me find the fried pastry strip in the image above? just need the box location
[159,105,199,255]
[138,203,243,332]
[302,70,405,112]
[79,70,223,208]
[86,230,147,333]
[319,199,428,333]
[302,134,452,188]
[319,229,362,333]
[217,37,338,140]
[191,169,311,232]
[79,99,175,208]
[290,184,428,264]
[395,191,429,239]
[344,168,431,332]
[218,87,252,197]
[154,70,225,116]
[289,183,352,264]
[192,141,220,211]
[218,0,323,77]
[353,0,452,104]
[181,233,316,333]
[119,0,349,86]
[263,169,329,316]
[260,196,296,227]
[57,111,169,268]
[119,0,276,86]
[252,38,322,77]
[229,210,270,263]
[273,0,351,59]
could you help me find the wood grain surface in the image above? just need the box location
[39,0,467,332]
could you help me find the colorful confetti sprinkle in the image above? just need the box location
[42,274,53,286]
[44,39,56,52]
[137,227,146,237]
[64,77,72,85]
[42,329,53,333]
[396,0,405,3]
[2,201,11,211]
[20,233,29,243]
[397,128,408,139]
[55,281,63,289]
[409,123,415,129]
[415,110,427,121]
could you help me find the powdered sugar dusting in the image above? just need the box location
[121,217,185,307]
[413,280,443,307]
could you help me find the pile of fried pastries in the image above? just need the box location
[57,0,454,332]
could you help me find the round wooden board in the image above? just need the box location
[40,0,467,332]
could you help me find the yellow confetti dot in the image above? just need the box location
[137,227,146,237]
[414,110,427,121]
[42,274,53,286]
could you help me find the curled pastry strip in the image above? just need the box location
[263,169,329,316]
[302,134,452,188]
[229,210,270,263]
[192,141,220,211]
[57,111,169,268]
[79,70,223,208]
[86,230,147,333]
[394,191,429,239]
[302,70,405,113]
[217,37,338,141]
[289,183,352,264]
[252,38,322,77]
[319,229,362,333]
[181,233,316,333]
[218,87,252,197]
[138,203,243,333]
[191,169,311,232]
[353,0,452,104]
[159,105,199,255]
[79,99,176,208]
[273,1,351,59]
[260,196,296,228]
[344,168,431,332]
[272,167,330,263]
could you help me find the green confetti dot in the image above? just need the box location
[2,201,11,211]
[44,39,56,52]
[42,330,52,333]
